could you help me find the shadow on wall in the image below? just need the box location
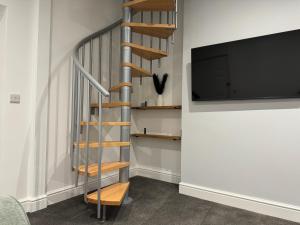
[186,63,300,113]
[47,52,75,190]
[69,0,122,31]
[0,5,5,21]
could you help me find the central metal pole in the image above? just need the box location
[120,1,132,186]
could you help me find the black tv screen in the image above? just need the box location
[192,29,300,101]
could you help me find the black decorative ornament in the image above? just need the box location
[153,73,168,95]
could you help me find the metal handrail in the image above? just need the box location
[73,57,110,96]
[72,18,122,97]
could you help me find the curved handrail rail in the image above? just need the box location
[73,18,122,97]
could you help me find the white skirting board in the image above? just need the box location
[179,182,300,223]
[20,195,48,213]
[21,166,179,213]
[136,166,180,184]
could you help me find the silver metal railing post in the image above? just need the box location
[70,59,77,170]
[75,72,82,187]
[98,36,102,84]
[97,94,103,219]
[83,82,91,203]
[109,31,113,102]
[150,11,153,74]
[140,12,144,85]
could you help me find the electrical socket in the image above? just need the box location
[10,94,21,104]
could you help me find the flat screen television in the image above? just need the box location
[192,29,300,101]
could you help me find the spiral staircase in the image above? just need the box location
[70,0,177,220]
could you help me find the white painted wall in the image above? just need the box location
[0,0,51,213]
[130,1,183,181]
[181,0,300,222]
[47,0,127,197]
[0,4,6,158]
[0,0,39,200]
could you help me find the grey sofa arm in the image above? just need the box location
[0,196,31,225]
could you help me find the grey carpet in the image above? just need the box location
[28,176,299,225]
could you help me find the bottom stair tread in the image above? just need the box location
[87,182,130,206]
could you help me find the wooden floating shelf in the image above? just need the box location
[131,133,181,141]
[132,105,182,110]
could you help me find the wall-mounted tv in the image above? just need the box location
[192,29,300,101]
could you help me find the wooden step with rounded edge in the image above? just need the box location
[91,102,131,109]
[80,121,131,126]
[87,182,130,206]
[74,141,130,149]
[122,22,176,39]
[109,82,132,92]
[122,42,168,60]
[78,162,129,177]
[123,0,175,11]
[122,63,152,77]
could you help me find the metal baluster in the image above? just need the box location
[98,36,102,112]
[99,36,102,84]
[102,205,107,222]
[172,0,177,44]
[81,45,85,130]
[84,82,91,203]
[109,31,113,102]
[175,0,178,29]
[140,12,144,85]
[150,11,153,74]
[119,26,122,83]
[90,40,93,75]
[171,8,175,43]
[70,60,78,171]
[97,94,103,219]
[166,12,170,54]
[89,40,93,115]
[76,46,85,186]
[75,73,82,187]
[158,11,162,68]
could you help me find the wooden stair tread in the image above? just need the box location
[74,141,130,148]
[91,102,131,108]
[123,0,176,11]
[110,82,132,92]
[122,63,152,77]
[80,121,131,126]
[122,42,168,60]
[131,133,181,140]
[78,162,129,177]
[87,182,130,206]
[122,22,175,39]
